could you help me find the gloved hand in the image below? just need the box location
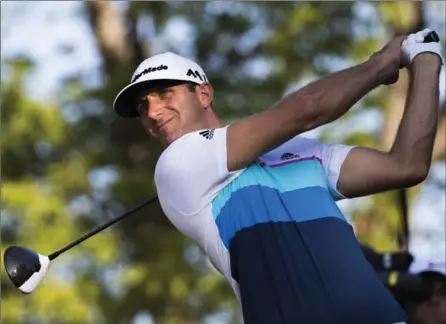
[401,28,445,66]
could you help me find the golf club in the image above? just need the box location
[399,30,440,68]
[4,195,158,294]
[425,30,440,42]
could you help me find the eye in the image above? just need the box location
[137,100,148,118]
[159,88,173,99]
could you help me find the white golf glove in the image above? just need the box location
[401,28,445,66]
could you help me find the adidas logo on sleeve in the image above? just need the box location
[199,129,215,140]
[280,152,300,161]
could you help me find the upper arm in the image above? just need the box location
[226,97,316,172]
[336,147,426,199]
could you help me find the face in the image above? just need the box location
[136,80,213,146]
[410,276,446,324]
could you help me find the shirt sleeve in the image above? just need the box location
[154,126,239,216]
[317,141,355,201]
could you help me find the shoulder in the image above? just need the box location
[154,126,240,215]
[258,135,324,165]
[155,127,227,180]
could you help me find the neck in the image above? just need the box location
[205,110,224,129]
[162,111,223,147]
[190,110,223,132]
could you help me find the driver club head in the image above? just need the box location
[4,246,50,294]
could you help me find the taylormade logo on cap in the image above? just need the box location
[132,65,169,83]
[129,52,208,85]
[113,52,209,118]
[186,69,207,82]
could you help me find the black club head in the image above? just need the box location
[4,246,50,294]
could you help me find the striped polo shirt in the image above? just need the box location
[155,126,407,324]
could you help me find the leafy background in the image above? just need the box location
[1,2,445,323]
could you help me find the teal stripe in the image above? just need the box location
[212,160,328,219]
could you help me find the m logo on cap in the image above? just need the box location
[132,65,168,83]
[187,69,207,82]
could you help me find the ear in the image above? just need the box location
[197,83,213,109]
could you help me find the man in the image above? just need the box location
[113,29,444,323]
[406,259,446,324]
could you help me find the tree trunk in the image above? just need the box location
[84,1,134,73]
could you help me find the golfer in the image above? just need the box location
[113,29,444,323]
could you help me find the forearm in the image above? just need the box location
[277,58,382,132]
[390,56,441,176]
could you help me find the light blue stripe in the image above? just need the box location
[212,160,327,218]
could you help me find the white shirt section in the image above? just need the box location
[258,136,355,200]
[318,140,356,200]
[155,127,241,216]
[154,127,243,301]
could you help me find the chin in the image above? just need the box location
[162,132,180,146]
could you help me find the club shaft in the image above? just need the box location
[397,189,409,250]
[48,196,158,261]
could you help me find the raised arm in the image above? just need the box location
[336,36,443,198]
[226,36,405,171]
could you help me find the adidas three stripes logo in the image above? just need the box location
[199,129,215,140]
[280,152,300,161]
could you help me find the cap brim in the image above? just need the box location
[113,78,199,118]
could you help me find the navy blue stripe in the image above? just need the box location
[230,218,407,324]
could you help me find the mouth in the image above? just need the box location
[156,119,172,132]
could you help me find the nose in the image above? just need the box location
[146,96,166,121]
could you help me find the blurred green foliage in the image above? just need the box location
[1,2,444,323]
